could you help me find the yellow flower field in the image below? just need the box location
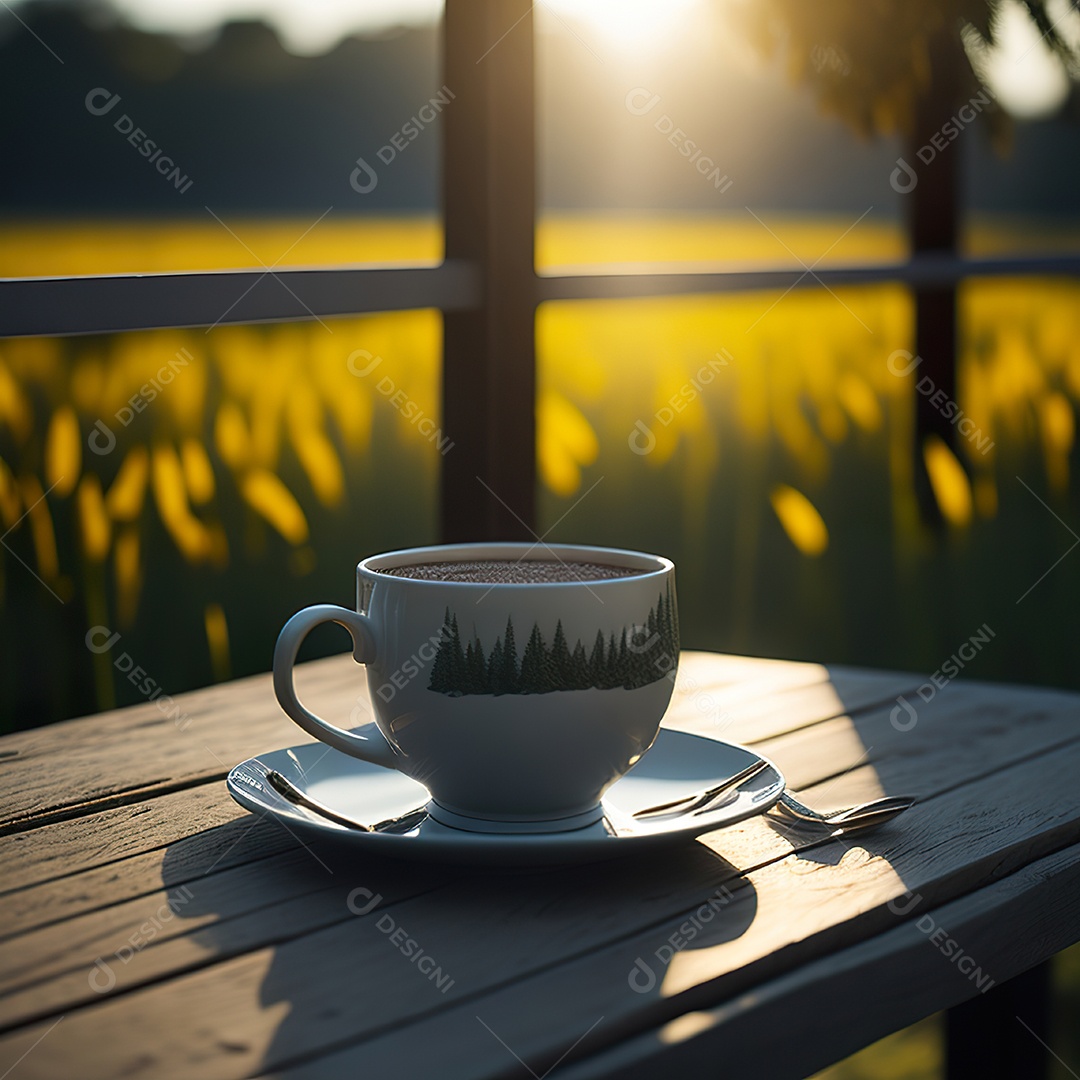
[1,214,1078,724]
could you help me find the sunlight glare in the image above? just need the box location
[545,0,702,51]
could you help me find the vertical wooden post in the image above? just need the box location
[909,25,961,522]
[441,0,537,542]
[946,962,1052,1079]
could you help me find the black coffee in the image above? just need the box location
[378,559,647,584]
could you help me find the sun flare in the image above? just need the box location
[545,0,702,51]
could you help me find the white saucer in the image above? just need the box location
[226,727,785,867]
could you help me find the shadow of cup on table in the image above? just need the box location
[158,813,757,1076]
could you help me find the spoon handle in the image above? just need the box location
[776,791,914,829]
[633,757,770,820]
[266,770,372,831]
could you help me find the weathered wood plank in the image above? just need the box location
[547,842,1080,1080]
[662,663,927,746]
[0,655,883,943]
[0,811,299,940]
[0,785,252,896]
[1,701,1078,1078]
[0,850,455,1033]
[2,674,1077,1031]
[1,654,1076,1079]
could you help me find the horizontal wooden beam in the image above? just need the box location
[537,252,1080,303]
[0,261,481,338]
[2,251,1077,340]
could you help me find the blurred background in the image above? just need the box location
[3,0,1079,728]
[2,1,1079,1075]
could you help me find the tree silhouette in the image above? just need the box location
[519,624,548,694]
[736,1,1079,144]
[499,616,519,693]
[465,635,487,694]
[617,629,630,687]
[600,631,618,690]
[487,636,505,693]
[571,641,589,689]
[446,615,466,695]
[426,597,676,696]
[550,621,573,687]
[589,630,606,689]
[427,607,455,694]
[657,586,679,661]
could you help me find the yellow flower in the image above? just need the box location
[45,407,81,497]
[240,470,309,544]
[77,474,111,562]
[771,484,829,556]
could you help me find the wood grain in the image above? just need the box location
[1,652,1077,1080]
[552,842,1080,1080]
[0,672,1078,1075]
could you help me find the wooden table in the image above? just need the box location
[2,651,1079,1079]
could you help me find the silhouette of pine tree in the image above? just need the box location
[622,630,635,686]
[464,639,477,693]
[602,631,620,689]
[662,584,679,657]
[487,637,504,694]
[550,620,573,688]
[465,636,487,694]
[627,609,659,686]
[499,616,519,693]
[427,607,454,693]
[519,623,547,693]
[447,614,466,695]
[429,600,677,697]
[589,629,606,688]
[571,641,589,689]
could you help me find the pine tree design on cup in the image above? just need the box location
[428,587,677,697]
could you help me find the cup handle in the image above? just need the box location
[272,604,399,769]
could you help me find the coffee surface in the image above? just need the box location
[378,559,647,584]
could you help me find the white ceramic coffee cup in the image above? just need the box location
[273,542,678,832]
